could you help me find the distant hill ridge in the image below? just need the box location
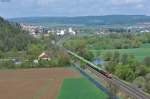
[9,15,150,26]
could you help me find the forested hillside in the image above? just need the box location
[0,17,35,52]
[0,16,71,69]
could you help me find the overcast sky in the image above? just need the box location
[0,0,149,18]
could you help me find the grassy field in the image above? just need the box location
[90,43,150,61]
[57,78,108,99]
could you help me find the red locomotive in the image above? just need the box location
[99,70,112,78]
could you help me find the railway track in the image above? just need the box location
[112,77,150,99]
[85,65,150,99]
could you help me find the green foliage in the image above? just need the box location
[0,51,3,58]
[120,54,129,65]
[57,50,70,66]
[102,51,113,61]
[145,73,150,81]
[143,57,150,67]
[133,76,147,91]
[145,73,150,93]
[146,80,150,93]
[112,51,120,63]
[81,49,94,61]
[80,61,86,69]
[131,39,141,48]
[105,61,116,73]
[115,64,135,81]
[0,17,36,52]
[27,44,44,60]
[64,38,94,61]
[0,61,15,69]
[38,60,51,68]
[135,65,149,76]
[138,73,150,93]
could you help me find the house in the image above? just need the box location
[38,51,52,61]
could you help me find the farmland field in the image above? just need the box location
[0,68,80,99]
[90,43,150,61]
[58,78,108,99]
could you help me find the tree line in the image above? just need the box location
[64,33,150,50]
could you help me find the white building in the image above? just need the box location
[57,30,65,36]
[68,28,76,35]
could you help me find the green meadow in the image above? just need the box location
[90,43,150,61]
[57,78,108,99]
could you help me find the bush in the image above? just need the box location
[0,61,15,69]
[102,52,113,61]
[143,57,150,67]
[135,65,149,76]
[57,50,70,66]
[133,76,147,91]
[115,64,135,81]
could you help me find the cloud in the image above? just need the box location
[111,0,143,5]
[36,0,58,7]
[0,0,149,18]
[110,0,146,10]
[136,4,144,9]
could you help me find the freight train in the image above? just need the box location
[67,50,112,78]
